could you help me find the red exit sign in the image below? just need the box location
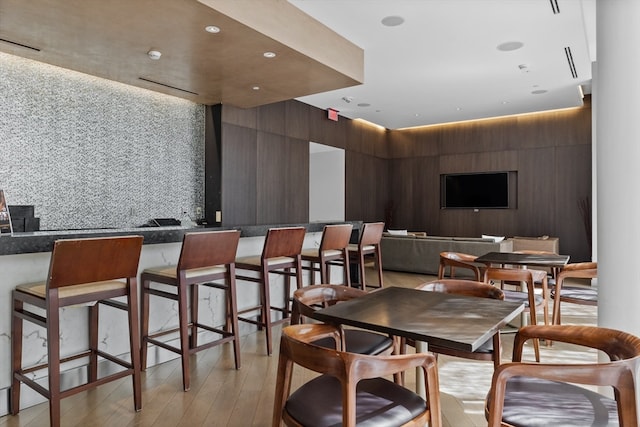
[327,108,339,121]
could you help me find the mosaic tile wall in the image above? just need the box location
[0,52,205,230]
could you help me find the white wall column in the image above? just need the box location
[596,0,640,335]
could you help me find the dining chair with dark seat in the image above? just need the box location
[235,226,306,355]
[438,251,486,281]
[11,235,144,427]
[300,223,352,286]
[412,279,505,369]
[348,221,385,290]
[272,323,442,427]
[551,261,598,326]
[140,229,241,392]
[291,284,394,355]
[485,324,640,427]
[484,267,549,361]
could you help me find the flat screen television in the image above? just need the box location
[441,172,510,209]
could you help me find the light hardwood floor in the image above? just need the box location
[1,269,597,427]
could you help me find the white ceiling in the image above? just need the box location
[289,0,596,129]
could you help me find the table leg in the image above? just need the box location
[415,341,427,399]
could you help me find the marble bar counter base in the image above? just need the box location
[0,221,360,416]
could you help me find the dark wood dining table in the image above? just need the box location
[312,286,524,397]
[475,251,570,269]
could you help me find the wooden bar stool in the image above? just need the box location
[301,223,352,286]
[11,235,144,427]
[348,222,385,290]
[235,226,306,356]
[140,229,241,392]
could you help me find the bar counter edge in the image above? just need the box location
[0,221,363,256]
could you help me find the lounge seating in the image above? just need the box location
[381,234,513,276]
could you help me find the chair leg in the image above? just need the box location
[10,297,23,415]
[190,284,199,350]
[227,266,241,369]
[128,280,142,411]
[140,278,151,371]
[47,299,62,427]
[359,253,366,289]
[177,285,191,391]
[262,266,274,356]
[374,250,384,288]
[283,268,291,320]
[320,258,328,284]
[88,304,99,383]
[309,261,317,285]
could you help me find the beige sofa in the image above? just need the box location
[380,234,513,276]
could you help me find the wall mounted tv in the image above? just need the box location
[440,171,515,209]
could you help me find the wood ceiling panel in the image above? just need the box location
[0,0,363,106]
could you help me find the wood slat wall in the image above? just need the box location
[216,97,591,261]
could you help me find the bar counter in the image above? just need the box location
[0,221,360,416]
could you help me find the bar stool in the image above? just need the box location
[11,235,144,427]
[301,223,352,286]
[140,229,241,392]
[235,226,306,355]
[348,222,385,290]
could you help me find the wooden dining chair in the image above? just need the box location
[551,261,598,326]
[437,251,486,281]
[412,279,505,369]
[140,229,241,391]
[485,324,640,427]
[11,235,144,427]
[300,223,352,286]
[291,284,394,355]
[235,226,306,355]
[484,267,549,361]
[273,323,442,427]
[348,222,385,290]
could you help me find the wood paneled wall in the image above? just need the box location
[387,98,592,261]
[216,97,592,261]
[219,100,389,226]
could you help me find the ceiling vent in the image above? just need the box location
[138,77,198,95]
[564,47,578,79]
[0,38,40,52]
[549,0,560,14]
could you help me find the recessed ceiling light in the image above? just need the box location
[456,107,462,111]
[147,50,162,60]
[531,89,548,95]
[263,52,276,58]
[497,41,524,52]
[252,86,260,91]
[381,16,405,27]
[205,25,220,33]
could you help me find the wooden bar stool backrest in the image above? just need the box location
[319,223,352,251]
[359,221,384,247]
[48,235,143,293]
[177,230,241,271]
[262,227,306,260]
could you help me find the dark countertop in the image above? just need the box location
[0,221,362,256]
